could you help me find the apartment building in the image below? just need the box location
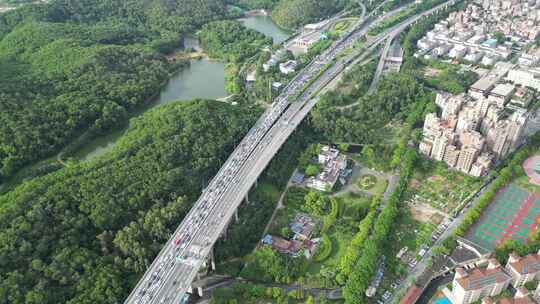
[481,287,536,304]
[419,86,529,176]
[449,259,512,304]
[505,250,540,288]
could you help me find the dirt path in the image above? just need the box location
[260,170,297,238]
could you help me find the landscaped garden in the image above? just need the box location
[357,174,377,190]
[263,186,375,289]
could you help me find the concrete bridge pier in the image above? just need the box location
[209,247,216,271]
[234,208,239,223]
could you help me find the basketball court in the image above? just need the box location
[466,184,540,250]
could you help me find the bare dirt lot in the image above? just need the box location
[410,201,448,225]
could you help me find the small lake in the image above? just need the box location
[72,58,228,161]
[239,15,289,44]
[74,16,289,161]
[0,15,292,193]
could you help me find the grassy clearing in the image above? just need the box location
[330,18,356,36]
[357,174,377,190]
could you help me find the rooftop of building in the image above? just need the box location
[320,145,340,159]
[491,83,516,97]
[262,235,303,254]
[279,60,297,69]
[455,265,511,291]
[399,285,422,304]
[482,287,536,304]
[507,251,540,275]
[290,213,317,238]
[471,75,499,91]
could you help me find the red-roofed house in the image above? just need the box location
[400,285,423,304]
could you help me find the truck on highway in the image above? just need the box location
[180,294,189,304]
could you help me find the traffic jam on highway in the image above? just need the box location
[128,11,377,304]
[126,2,439,302]
[132,101,294,304]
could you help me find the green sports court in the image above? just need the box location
[465,184,540,250]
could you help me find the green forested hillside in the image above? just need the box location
[199,20,272,62]
[0,101,258,304]
[271,0,348,29]
[228,0,278,9]
[0,0,228,182]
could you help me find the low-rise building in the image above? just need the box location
[488,83,516,107]
[262,235,303,257]
[507,68,540,91]
[465,51,484,63]
[246,70,256,85]
[279,60,298,75]
[307,145,347,191]
[272,81,283,91]
[290,213,317,241]
[450,45,469,59]
[508,87,534,109]
[518,53,539,67]
[292,31,325,54]
[482,55,500,66]
[470,75,498,100]
[261,213,320,258]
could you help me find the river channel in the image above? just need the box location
[72,15,289,162]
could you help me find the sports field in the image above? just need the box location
[466,184,540,250]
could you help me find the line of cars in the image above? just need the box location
[127,33,343,304]
[131,103,295,303]
[127,5,413,304]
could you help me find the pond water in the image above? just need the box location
[239,15,290,44]
[74,17,290,161]
[1,15,292,192]
[72,58,228,161]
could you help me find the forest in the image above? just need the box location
[309,70,432,143]
[0,0,228,182]
[0,101,258,304]
[271,0,349,29]
[199,20,272,63]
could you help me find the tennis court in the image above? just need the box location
[466,184,540,250]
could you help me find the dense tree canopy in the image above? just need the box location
[309,71,429,143]
[272,0,348,29]
[199,20,272,62]
[0,0,231,182]
[0,101,257,304]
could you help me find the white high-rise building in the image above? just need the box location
[444,144,460,167]
[432,136,451,161]
[456,146,480,173]
[443,95,465,120]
